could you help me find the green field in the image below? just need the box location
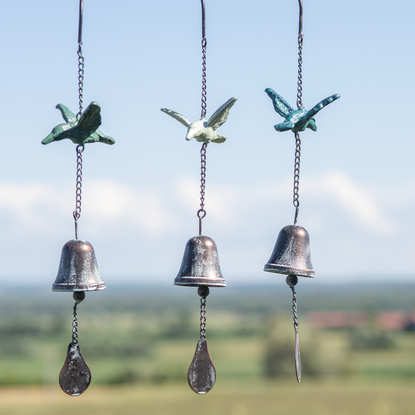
[1,380,415,415]
[0,284,415,413]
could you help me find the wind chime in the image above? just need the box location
[161,0,237,395]
[42,0,114,396]
[263,0,339,382]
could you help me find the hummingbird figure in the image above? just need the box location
[42,102,114,145]
[161,97,237,143]
[265,88,340,133]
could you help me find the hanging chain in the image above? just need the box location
[72,302,79,344]
[290,284,299,333]
[196,0,208,235]
[197,143,207,235]
[76,0,84,119]
[73,145,84,239]
[296,0,304,110]
[200,0,207,119]
[197,286,209,340]
[201,39,207,119]
[72,292,85,345]
[293,133,301,225]
[293,1,304,224]
[200,297,207,339]
[77,46,84,119]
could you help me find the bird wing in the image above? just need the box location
[265,88,293,117]
[56,104,76,123]
[160,108,191,127]
[77,102,102,136]
[207,97,237,129]
[304,94,340,120]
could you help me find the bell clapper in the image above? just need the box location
[187,286,216,395]
[58,291,91,397]
[286,276,301,383]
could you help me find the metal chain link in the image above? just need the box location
[72,302,79,344]
[76,0,84,120]
[293,0,304,224]
[201,38,207,119]
[289,284,299,333]
[73,145,84,238]
[293,132,301,225]
[200,297,207,339]
[296,34,304,110]
[77,45,84,120]
[200,0,207,119]
[197,143,207,235]
[296,0,304,110]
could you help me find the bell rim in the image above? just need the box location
[174,276,226,287]
[52,282,106,292]
[263,263,315,278]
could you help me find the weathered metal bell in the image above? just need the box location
[52,239,106,292]
[175,236,226,287]
[264,225,314,278]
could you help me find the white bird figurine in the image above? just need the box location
[161,97,237,143]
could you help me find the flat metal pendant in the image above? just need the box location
[294,330,301,382]
[59,342,91,396]
[187,338,216,394]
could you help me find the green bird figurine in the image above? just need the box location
[265,88,340,133]
[42,102,114,145]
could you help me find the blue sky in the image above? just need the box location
[0,0,414,289]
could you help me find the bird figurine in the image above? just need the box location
[42,102,115,145]
[161,97,237,143]
[265,88,340,133]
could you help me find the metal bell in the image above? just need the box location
[52,239,106,292]
[264,225,314,278]
[175,235,226,287]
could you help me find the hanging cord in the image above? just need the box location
[73,145,84,239]
[197,0,208,235]
[77,0,85,119]
[198,287,210,339]
[293,0,304,225]
[293,133,301,225]
[200,0,207,119]
[197,143,207,235]
[290,284,299,333]
[296,0,304,110]
[72,292,85,345]
[73,0,85,238]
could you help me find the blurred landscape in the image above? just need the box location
[0,283,415,414]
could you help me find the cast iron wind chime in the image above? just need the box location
[263,0,339,382]
[161,0,237,395]
[42,0,114,396]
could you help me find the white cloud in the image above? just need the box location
[303,171,397,235]
[0,171,400,241]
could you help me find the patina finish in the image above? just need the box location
[161,97,237,144]
[265,88,339,133]
[42,102,114,145]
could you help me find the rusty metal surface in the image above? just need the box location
[187,338,216,395]
[52,239,106,292]
[264,225,314,278]
[175,236,226,287]
[59,342,91,396]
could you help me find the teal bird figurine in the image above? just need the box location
[265,88,340,133]
[42,102,114,145]
[161,97,237,144]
